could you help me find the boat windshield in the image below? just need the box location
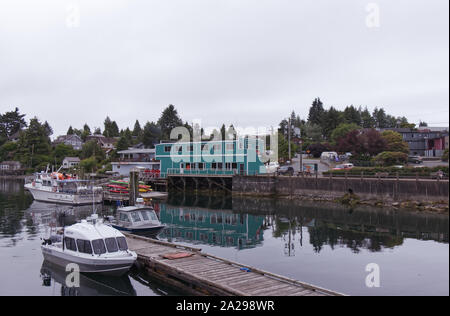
[147,211,158,221]
[130,212,141,222]
[92,239,107,255]
[105,237,118,253]
[76,239,93,254]
[116,237,128,251]
[119,212,130,222]
[140,211,149,221]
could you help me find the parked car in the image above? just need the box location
[266,161,280,173]
[408,156,423,164]
[332,163,354,170]
[278,166,294,176]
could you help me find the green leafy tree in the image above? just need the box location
[0,142,18,161]
[81,140,105,161]
[277,132,298,162]
[374,151,408,166]
[381,130,409,154]
[442,149,449,162]
[53,143,76,165]
[80,157,98,173]
[330,123,360,144]
[304,123,323,143]
[15,117,52,168]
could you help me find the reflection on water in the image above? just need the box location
[1,180,449,296]
[40,260,137,296]
[163,193,448,254]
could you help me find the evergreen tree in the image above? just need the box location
[103,117,120,137]
[0,107,27,139]
[322,106,344,139]
[372,107,388,128]
[343,105,362,126]
[142,121,162,148]
[15,117,52,168]
[67,126,74,135]
[132,120,142,137]
[307,98,325,126]
[157,104,183,140]
[43,121,53,137]
[116,136,130,151]
[360,107,375,128]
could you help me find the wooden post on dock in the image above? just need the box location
[129,170,139,206]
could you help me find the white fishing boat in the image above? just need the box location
[24,171,102,205]
[41,214,137,276]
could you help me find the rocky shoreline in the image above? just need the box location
[232,191,449,214]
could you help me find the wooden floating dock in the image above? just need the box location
[125,234,344,296]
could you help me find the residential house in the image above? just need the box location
[86,135,117,150]
[62,157,80,169]
[0,161,22,174]
[111,148,159,176]
[53,134,84,150]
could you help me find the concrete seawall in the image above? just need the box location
[232,175,449,203]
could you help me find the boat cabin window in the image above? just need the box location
[76,239,93,254]
[116,237,128,251]
[64,237,77,252]
[92,239,107,255]
[147,211,158,221]
[130,212,141,222]
[119,213,130,222]
[140,211,149,221]
[105,237,119,253]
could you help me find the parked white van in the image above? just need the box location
[320,152,338,162]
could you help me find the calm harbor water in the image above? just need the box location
[1,179,448,296]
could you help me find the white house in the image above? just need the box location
[62,157,80,169]
[0,161,22,171]
[111,148,160,176]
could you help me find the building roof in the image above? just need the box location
[53,134,83,143]
[0,160,21,165]
[63,157,80,162]
[118,148,155,154]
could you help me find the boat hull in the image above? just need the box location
[25,185,102,205]
[41,246,136,276]
[110,224,165,235]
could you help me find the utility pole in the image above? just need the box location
[288,118,291,162]
[299,128,303,174]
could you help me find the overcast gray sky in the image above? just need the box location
[0,0,448,137]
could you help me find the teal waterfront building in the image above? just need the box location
[155,138,268,178]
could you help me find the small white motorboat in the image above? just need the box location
[105,199,165,236]
[41,214,137,276]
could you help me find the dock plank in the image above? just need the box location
[125,235,344,297]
